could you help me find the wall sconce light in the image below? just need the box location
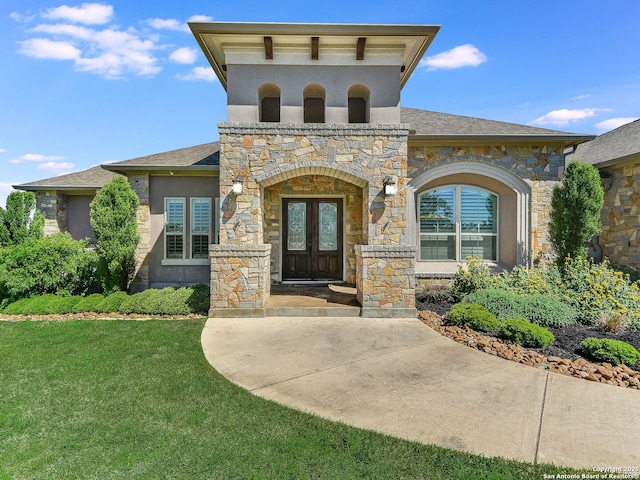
[383,176,397,196]
[232,176,243,195]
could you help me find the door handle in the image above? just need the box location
[308,241,312,254]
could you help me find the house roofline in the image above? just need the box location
[101,165,220,174]
[408,133,596,146]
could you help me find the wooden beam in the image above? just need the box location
[311,36,319,60]
[264,36,273,60]
[356,37,366,60]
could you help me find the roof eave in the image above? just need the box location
[408,134,596,146]
[101,165,220,174]
[14,185,103,192]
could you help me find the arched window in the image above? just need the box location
[348,84,370,123]
[418,186,498,261]
[303,84,325,123]
[258,83,280,122]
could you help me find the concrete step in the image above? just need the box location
[265,306,362,317]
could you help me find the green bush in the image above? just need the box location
[72,293,106,313]
[2,294,82,315]
[452,257,493,296]
[187,284,210,314]
[560,257,640,326]
[498,318,555,348]
[0,233,100,302]
[447,303,499,332]
[95,291,129,313]
[581,337,640,366]
[119,287,193,316]
[463,288,578,328]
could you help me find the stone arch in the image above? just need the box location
[256,161,369,189]
[408,161,532,267]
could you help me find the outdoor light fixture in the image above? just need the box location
[383,176,397,196]
[232,176,243,194]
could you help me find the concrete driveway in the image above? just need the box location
[201,316,640,470]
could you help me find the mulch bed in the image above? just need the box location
[416,295,640,389]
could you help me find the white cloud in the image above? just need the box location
[32,23,94,40]
[0,148,6,153]
[146,17,186,32]
[19,37,81,60]
[170,47,197,64]
[10,11,36,22]
[38,161,75,171]
[572,94,591,100]
[10,153,67,164]
[187,15,214,23]
[43,3,113,25]
[530,108,612,127]
[420,44,487,70]
[177,66,217,82]
[595,117,640,132]
[0,182,16,206]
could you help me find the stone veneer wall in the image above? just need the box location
[263,175,364,283]
[209,244,271,317]
[36,192,67,236]
[214,122,412,317]
[599,166,640,268]
[128,173,151,292]
[355,245,417,317]
[407,144,565,263]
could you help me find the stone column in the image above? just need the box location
[128,173,150,292]
[209,244,271,317]
[355,245,417,318]
[36,191,67,236]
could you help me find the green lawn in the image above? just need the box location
[0,319,578,479]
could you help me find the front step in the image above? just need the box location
[264,306,362,317]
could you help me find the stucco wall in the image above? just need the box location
[66,195,95,241]
[148,175,219,287]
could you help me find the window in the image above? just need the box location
[303,84,325,123]
[191,198,211,259]
[165,198,185,259]
[419,186,498,261]
[348,84,370,123]
[164,197,213,260]
[258,83,280,122]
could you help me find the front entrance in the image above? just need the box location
[282,198,343,281]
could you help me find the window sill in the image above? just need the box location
[161,259,210,266]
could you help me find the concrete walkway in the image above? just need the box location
[201,316,640,470]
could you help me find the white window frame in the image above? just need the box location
[418,185,499,262]
[190,197,212,259]
[164,197,186,260]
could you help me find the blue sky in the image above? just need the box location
[1,0,639,205]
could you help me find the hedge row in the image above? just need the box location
[1,285,209,316]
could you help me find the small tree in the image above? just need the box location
[90,177,140,292]
[0,191,44,247]
[549,161,604,267]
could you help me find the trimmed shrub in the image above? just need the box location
[119,287,192,316]
[2,294,82,315]
[447,303,499,332]
[581,338,640,366]
[463,288,578,328]
[95,291,129,313]
[73,293,107,313]
[187,284,210,314]
[498,318,555,348]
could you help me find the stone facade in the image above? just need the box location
[407,144,564,263]
[215,122,413,317]
[263,175,364,284]
[36,192,67,236]
[128,173,151,292]
[355,245,417,317]
[599,166,640,268]
[209,244,271,317]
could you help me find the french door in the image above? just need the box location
[282,198,343,281]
